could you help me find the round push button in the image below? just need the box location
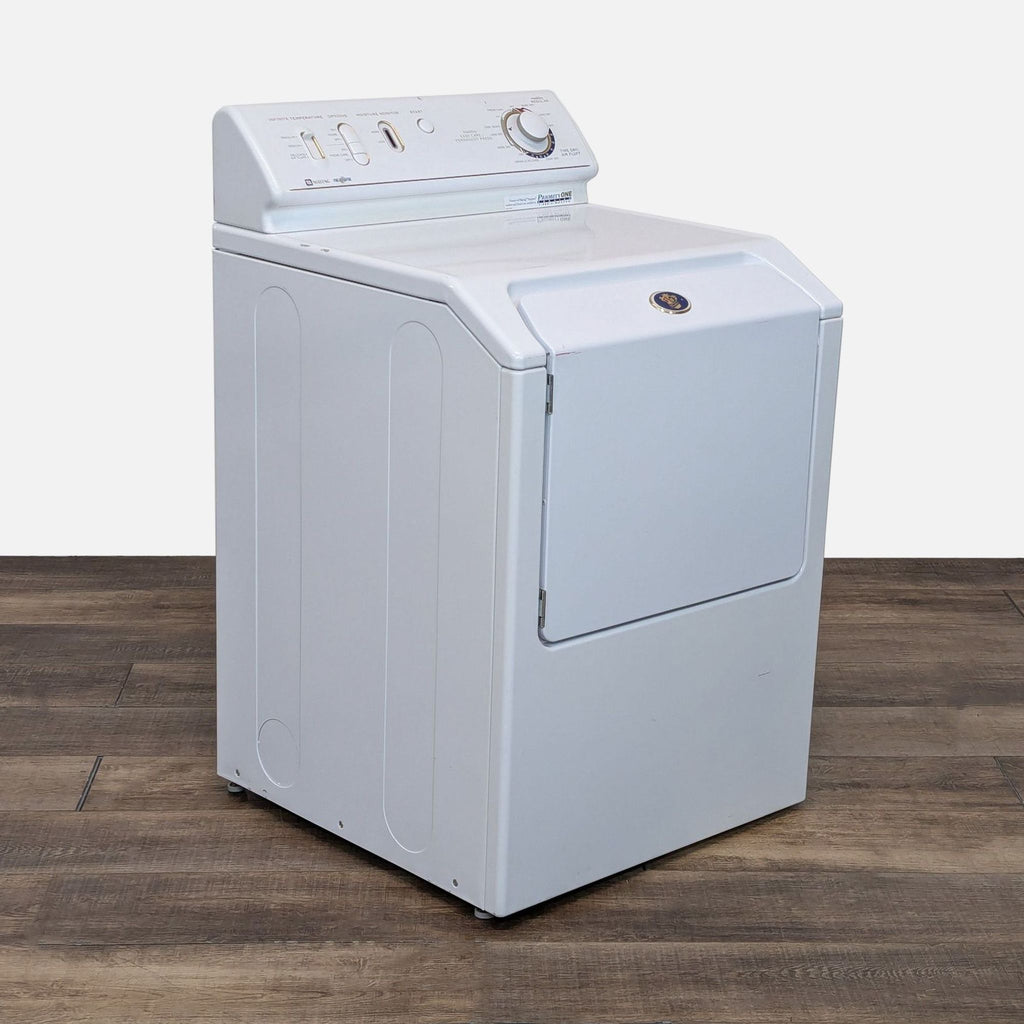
[417,118,435,134]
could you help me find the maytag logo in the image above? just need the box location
[304,177,330,186]
[649,290,691,314]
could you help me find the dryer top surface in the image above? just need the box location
[213,205,841,369]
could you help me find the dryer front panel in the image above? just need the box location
[520,261,822,642]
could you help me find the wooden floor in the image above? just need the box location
[1,558,1022,1023]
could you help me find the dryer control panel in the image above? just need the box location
[214,91,598,232]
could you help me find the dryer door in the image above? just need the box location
[519,259,822,643]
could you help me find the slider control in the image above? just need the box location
[300,130,325,160]
[337,122,370,165]
[378,120,404,152]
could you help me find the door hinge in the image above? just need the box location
[545,374,554,415]
[538,588,547,629]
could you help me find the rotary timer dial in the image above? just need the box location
[501,107,555,157]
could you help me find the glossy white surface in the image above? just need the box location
[213,90,596,231]
[491,321,841,914]
[285,204,752,277]
[214,90,843,917]
[214,204,841,371]
[525,260,822,641]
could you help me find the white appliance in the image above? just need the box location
[213,91,842,918]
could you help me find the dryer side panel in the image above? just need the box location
[214,252,500,907]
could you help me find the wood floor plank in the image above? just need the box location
[2,803,1022,876]
[996,758,1024,806]
[0,556,214,591]
[814,662,1024,707]
[805,756,1023,808]
[811,707,1024,756]
[0,874,47,944]
[0,708,214,756]
[816,622,1024,664]
[30,869,1024,946]
[818,587,1024,626]
[505,870,1024,944]
[478,942,1024,1024]
[0,809,347,875]
[822,558,1024,590]
[0,757,95,810]
[0,941,1020,1024]
[0,942,479,1024]
[0,588,214,626]
[0,664,128,707]
[653,806,1024,874]
[33,870,462,945]
[0,625,214,664]
[84,756,225,810]
[116,662,215,707]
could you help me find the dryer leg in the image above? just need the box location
[473,908,494,920]
[226,781,245,795]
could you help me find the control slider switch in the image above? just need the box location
[337,122,370,165]
[300,130,326,160]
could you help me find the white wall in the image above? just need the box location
[2,1,1021,555]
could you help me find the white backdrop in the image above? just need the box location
[2,1,1021,555]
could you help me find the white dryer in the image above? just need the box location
[212,91,842,918]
